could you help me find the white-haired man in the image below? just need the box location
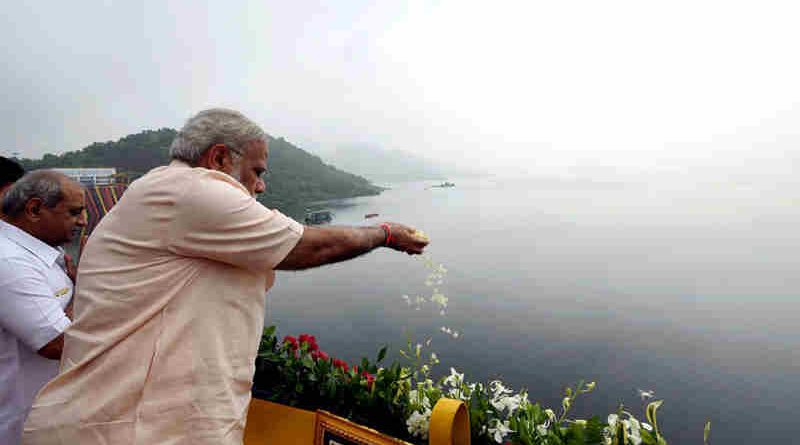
[23,108,428,444]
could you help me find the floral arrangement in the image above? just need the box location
[252,326,412,439]
[252,326,704,445]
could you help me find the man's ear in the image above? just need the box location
[24,197,44,221]
[201,144,231,171]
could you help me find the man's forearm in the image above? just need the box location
[37,334,64,360]
[276,226,386,270]
[64,299,74,320]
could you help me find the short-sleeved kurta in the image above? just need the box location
[22,161,303,444]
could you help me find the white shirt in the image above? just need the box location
[0,220,72,445]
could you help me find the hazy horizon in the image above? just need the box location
[2,1,799,180]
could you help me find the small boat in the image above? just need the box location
[304,210,333,225]
[431,181,455,188]
[364,213,379,219]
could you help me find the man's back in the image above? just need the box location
[23,162,302,444]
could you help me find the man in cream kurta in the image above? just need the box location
[23,108,428,445]
[23,160,303,443]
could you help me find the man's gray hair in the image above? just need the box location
[169,108,268,165]
[1,170,69,217]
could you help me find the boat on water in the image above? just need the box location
[364,213,379,219]
[304,210,333,225]
[431,181,455,188]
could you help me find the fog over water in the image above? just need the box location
[3,2,800,443]
[270,174,799,444]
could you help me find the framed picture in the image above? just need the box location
[315,411,410,445]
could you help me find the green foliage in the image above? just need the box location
[16,130,383,217]
[253,327,692,445]
[18,129,176,175]
[253,327,410,440]
[258,137,383,217]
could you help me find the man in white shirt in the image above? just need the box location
[0,170,86,444]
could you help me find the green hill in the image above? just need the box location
[17,128,383,218]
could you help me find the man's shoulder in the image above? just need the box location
[176,168,252,204]
[0,230,30,263]
[0,248,44,282]
[136,163,247,195]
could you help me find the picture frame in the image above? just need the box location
[314,410,411,445]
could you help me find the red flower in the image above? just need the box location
[333,359,349,372]
[310,350,329,361]
[298,333,319,352]
[283,336,298,351]
[362,371,375,390]
[352,365,358,375]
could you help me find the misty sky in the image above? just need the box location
[1,1,799,177]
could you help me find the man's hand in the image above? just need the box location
[382,223,429,255]
[64,253,77,283]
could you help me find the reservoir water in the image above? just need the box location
[268,175,799,444]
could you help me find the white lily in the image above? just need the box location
[628,417,643,445]
[488,419,513,444]
[607,413,619,429]
[489,380,513,396]
[443,367,464,388]
[406,409,431,439]
[490,394,523,415]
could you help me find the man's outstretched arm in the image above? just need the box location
[276,222,428,271]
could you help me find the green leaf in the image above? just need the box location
[583,416,605,443]
[704,420,711,445]
[377,345,387,363]
[646,400,664,437]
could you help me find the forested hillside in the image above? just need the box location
[17,129,382,217]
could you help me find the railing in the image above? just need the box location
[244,397,470,445]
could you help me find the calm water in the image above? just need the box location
[268,175,799,444]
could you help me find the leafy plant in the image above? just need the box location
[252,327,697,445]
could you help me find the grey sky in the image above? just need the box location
[2,1,799,177]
